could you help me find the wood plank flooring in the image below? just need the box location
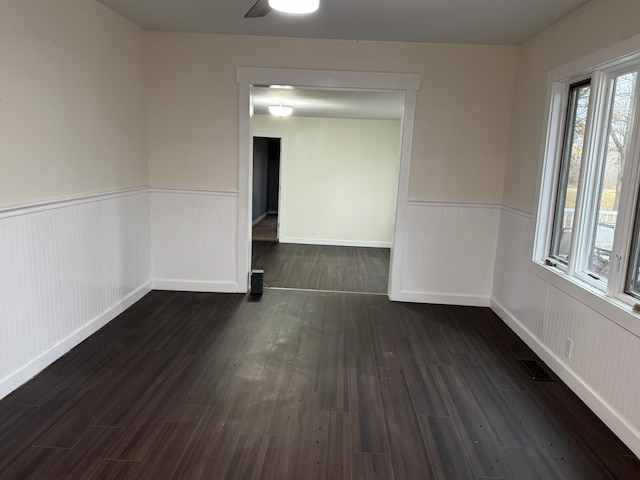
[252,214,278,243]
[252,242,390,293]
[0,290,638,479]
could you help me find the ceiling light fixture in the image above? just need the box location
[268,105,293,117]
[268,0,319,15]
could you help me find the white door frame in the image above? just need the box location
[236,67,420,299]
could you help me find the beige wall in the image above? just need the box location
[502,0,640,212]
[253,115,401,245]
[144,33,518,204]
[0,0,148,208]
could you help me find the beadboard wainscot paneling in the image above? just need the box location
[0,188,151,400]
[491,206,640,457]
[150,188,240,292]
[395,201,500,306]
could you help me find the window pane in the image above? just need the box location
[586,71,638,280]
[626,204,640,297]
[550,82,591,263]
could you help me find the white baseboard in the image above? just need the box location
[490,298,640,458]
[252,212,267,225]
[392,290,490,307]
[0,281,152,401]
[152,279,243,293]
[279,237,391,248]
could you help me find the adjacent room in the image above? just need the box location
[2,0,640,478]
[250,86,402,294]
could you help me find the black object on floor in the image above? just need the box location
[251,269,264,294]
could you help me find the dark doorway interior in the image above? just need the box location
[252,137,280,243]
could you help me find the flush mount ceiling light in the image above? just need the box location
[268,0,319,15]
[245,0,319,18]
[268,105,293,117]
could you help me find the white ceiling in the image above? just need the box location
[97,0,589,45]
[95,0,589,119]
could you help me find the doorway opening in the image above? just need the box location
[251,136,281,243]
[250,105,401,294]
[237,67,420,299]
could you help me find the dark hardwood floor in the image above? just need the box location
[0,289,638,479]
[252,214,278,242]
[252,242,390,294]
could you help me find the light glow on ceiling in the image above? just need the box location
[268,105,294,117]
[268,0,320,15]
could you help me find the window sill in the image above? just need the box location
[529,260,640,339]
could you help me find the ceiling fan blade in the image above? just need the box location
[244,0,271,18]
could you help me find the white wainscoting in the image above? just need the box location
[491,206,640,457]
[0,188,151,400]
[394,201,500,306]
[150,188,241,292]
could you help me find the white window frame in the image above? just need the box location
[532,34,640,338]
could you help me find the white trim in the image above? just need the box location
[279,237,391,248]
[407,200,501,209]
[152,279,242,293]
[252,212,268,225]
[500,204,533,218]
[0,282,152,401]
[388,88,417,299]
[237,67,421,91]
[532,80,570,263]
[0,187,148,219]
[549,32,640,83]
[150,187,238,197]
[239,77,253,292]
[252,131,287,241]
[490,297,640,459]
[237,67,421,297]
[394,290,490,307]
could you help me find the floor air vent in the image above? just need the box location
[520,360,555,382]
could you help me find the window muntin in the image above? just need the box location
[550,81,591,264]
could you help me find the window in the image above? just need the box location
[538,54,640,304]
[627,202,640,297]
[549,80,591,264]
